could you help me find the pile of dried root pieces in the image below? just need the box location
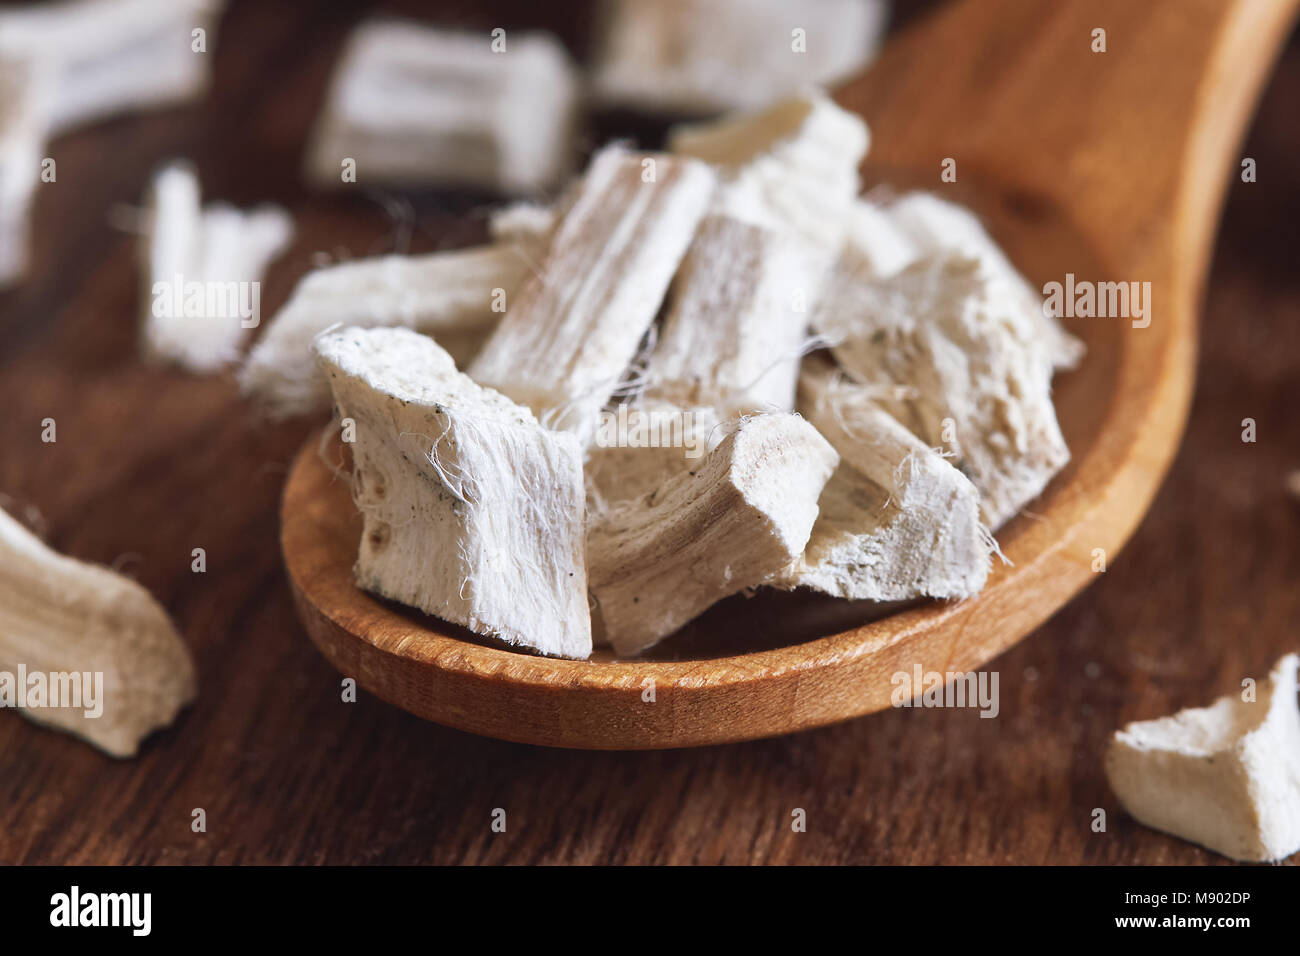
[282,90,1083,661]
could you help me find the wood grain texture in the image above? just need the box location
[0,0,1298,863]
[282,0,1298,751]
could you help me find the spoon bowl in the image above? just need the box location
[280,0,1298,748]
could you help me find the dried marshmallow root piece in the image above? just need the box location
[645,213,828,415]
[305,20,579,193]
[488,200,559,247]
[589,212,823,507]
[591,0,886,115]
[813,252,1069,530]
[586,211,823,502]
[0,59,47,288]
[0,0,223,135]
[780,358,992,601]
[886,191,1084,370]
[1105,654,1300,863]
[841,197,921,279]
[140,162,293,373]
[470,146,715,442]
[315,326,591,660]
[668,92,869,250]
[241,241,539,418]
[0,507,196,758]
[588,413,838,656]
[585,401,721,507]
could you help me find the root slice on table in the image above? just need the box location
[1105,653,1300,862]
[0,506,196,758]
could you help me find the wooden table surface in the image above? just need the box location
[1,0,1297,865]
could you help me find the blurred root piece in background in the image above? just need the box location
[139,162,294,373]
[304,19,581,194]
[0,59,46,288]
[0,507,196,759]
[0,0,223,135]
[0,0,225,287]
[590,0,888,116]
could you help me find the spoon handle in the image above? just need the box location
[839,0,1299,279]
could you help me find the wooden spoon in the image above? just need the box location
[280,0,1298,749]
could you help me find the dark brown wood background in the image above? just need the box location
[1,0,1297,865]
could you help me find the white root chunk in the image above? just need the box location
[841,197,920,278]
[588,212,825,506]
[469,145,715,442]
[0,506,196,758]
[813,252,1069,530]
[315,326,591,660]
[1105,653,1300,862]
[487,200,559,247]
[139,162,293,373]
[646,213,828,415]
[305,21,580,194]
[885,191,1084,370]
[588,413,838,656]
[586,402,721,507]
[779,357,992,601]
[0,60,46,288]
[668,92,870,250]
[591,0,887,115]
[241,240,542,418]
[584,399,720,645]
[0,0,223,135]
